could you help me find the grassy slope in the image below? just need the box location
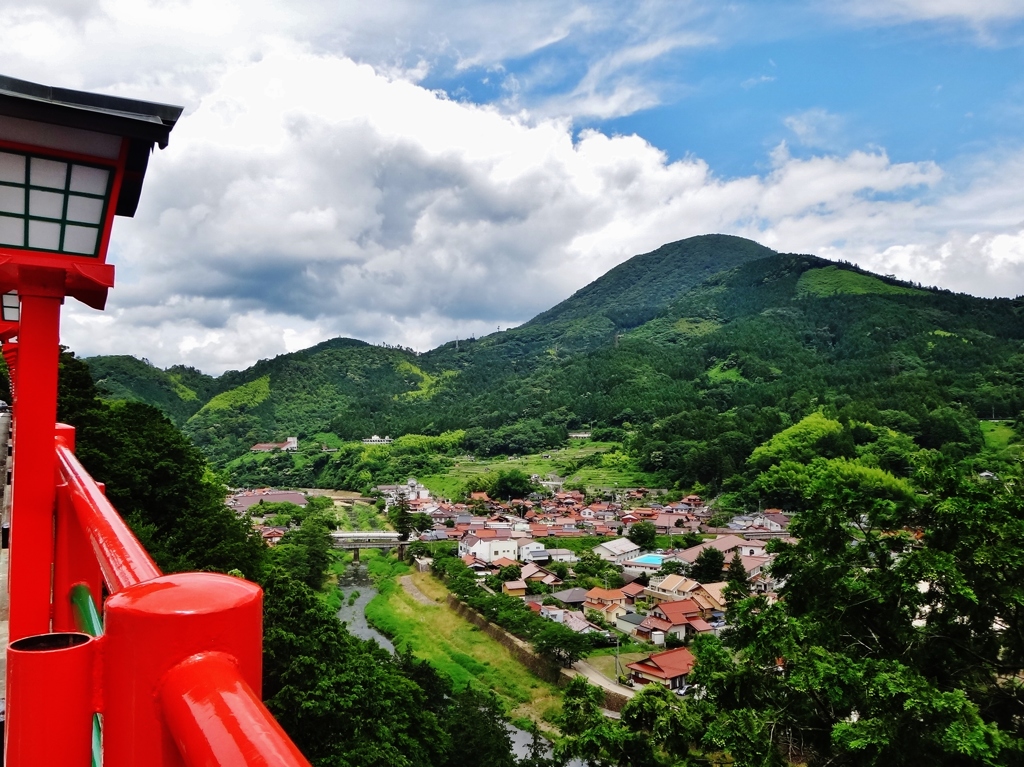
[796,265,925,297]
[364,556,562,724]
[417,440,659,499]
[980,420,1021,462]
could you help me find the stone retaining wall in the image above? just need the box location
[446,594,561,682]
[444,593,630,712]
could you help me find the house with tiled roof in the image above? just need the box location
[615,611,647,635]
[502,580,528,597]
[521,562,563,587]
[676,534,747,565]
[649,599,713,639]
[621,581,647,604]
[645,574,701,604]
[627,647,696,690]
[458,534,519,563]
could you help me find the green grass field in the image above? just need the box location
[364,556,562,724]
[980,420,1021,460]
[796,265,923,297]
[418,440,660,499]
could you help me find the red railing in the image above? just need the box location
[5,424,311,767]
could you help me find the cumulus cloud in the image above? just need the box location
[2,1,1020,373]
[47,48,1023,373]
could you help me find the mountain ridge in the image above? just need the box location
[82,234,1024,474]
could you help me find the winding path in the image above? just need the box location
[399,575,436,605]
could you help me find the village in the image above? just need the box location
[227,475,793,698]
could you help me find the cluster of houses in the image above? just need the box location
[388,478,713,544]
[228,478,794,694]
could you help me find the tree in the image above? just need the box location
[627,521,657,550]
[498,565,522,582]
[389,496,414,541]
[441,688,516,767]
[690,547,725,583]
[491,468,537,500]
[656,559,690,577]
[671,456,1024,767]
[275,513,332,589]
[724,551,749,605]
[549,561,570,580]
[533,623,592,667]
[58,353,265,579]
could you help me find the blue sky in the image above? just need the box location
[3,0,1024,372]
[421,3,1024,175]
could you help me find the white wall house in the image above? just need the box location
[593,537,641,564]
[459,536,519,563]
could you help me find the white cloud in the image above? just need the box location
[783,108,846,150]
[0,1,1018,372]
[842,0,1024,25]
[47,48,1022,373]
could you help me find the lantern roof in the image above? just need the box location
[0,75,182,217]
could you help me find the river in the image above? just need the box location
[334,562,581,765]
[335,561,394,652]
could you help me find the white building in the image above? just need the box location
[593,537,641,564]
[458,535,519,563]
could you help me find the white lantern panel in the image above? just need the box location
[62,225,99,255]
[29,189,64,219]
[30,158,67,190]
[66,195,104,225]
[0,187,23,215]
[28,220,60,250]
[0,153,25,184]
[0,217,23,247]
[69,165,109,195]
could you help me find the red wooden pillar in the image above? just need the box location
[7,267,65,641]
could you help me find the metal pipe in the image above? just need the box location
[71,582,104,637]
[6,632,97,766]
[70,583,105,767]
[56,437,161,592]
[160,653,312,767]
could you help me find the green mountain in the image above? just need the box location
[84,234,1024,487]
[86,355,218,425]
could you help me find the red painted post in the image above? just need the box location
[160,653,312,767]
[52,426,104,632]
[5,632,97,766]
[102,572,266,767]
[8,267,66,642]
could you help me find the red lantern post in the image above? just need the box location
[0,75,180,641]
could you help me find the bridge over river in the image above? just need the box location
[330,530,404,560]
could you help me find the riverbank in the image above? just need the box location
[363,553,563,726]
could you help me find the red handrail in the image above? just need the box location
[161,653,310,767]
[39,428,313,767]
[55,436,161,592]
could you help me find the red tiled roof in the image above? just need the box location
[626,647,695,680]
[654,599,702,625]
[586,587,626,602]
[638,615,672,632]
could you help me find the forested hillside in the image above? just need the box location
[85,234,1024,497]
